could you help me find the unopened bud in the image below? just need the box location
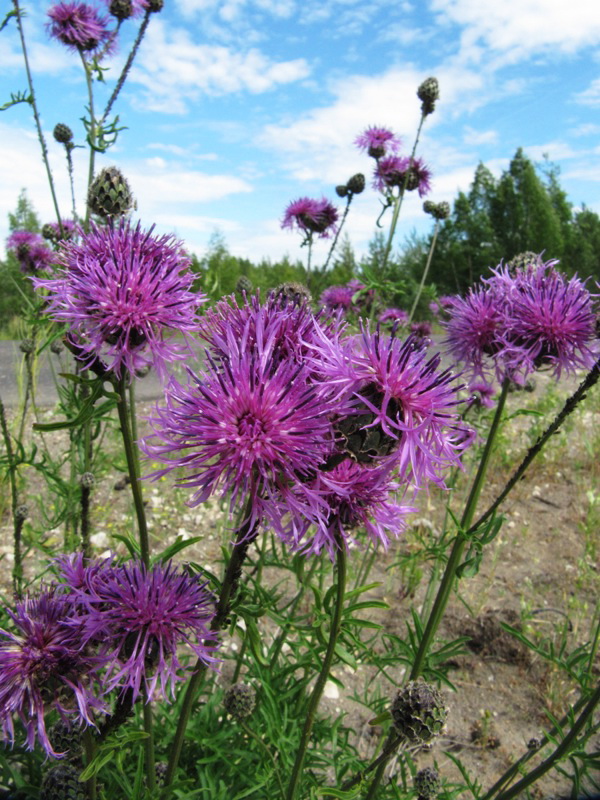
[391,681,448,743]
[53,123,73,144]
[223,683,256,720]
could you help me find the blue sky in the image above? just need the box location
[1,0,600,266]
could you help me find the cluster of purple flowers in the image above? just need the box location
[355,126,432,198]
[143,292,473,558]
[6,230,54,274]
[0,557,217,756]
[319,279,373,315]
[33,219,206,379]
[443,256,599,384]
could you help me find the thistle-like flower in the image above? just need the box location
[142,313,340,534]
[32,220,206,379]
[282,197,339,239]
[374,156,432,196]
[311,326,473,490]
[47,2,113,55]
[63,559,219,702]
[6,231,53,273]
[355,126,402,159]
[378,308,409,326]
[0,590,105,755]
[319,285,356,312]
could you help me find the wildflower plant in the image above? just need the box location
[2,6,600,800]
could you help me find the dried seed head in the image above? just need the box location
[391,681,448,743]
[417,77,440,116]
[415,767,441,799]
[87,166,134,219]
[53,123,74,144]
[346,173,366,195]
[15,504,29,521]
[40,763,86,800]
[109,0,133,19]
[236,276,253,294]
[19,338,35,355]
[273,281,312,305]
[223,683,256,720]
[79,472,95,489]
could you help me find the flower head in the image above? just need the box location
[47,2,113,55]
[379,307,409,325]
[319,285,355,312]
[374,156,431,196]
[32,220,205,379]
[355,126,402,159]
[282,197,338,239]
[6,231,53,273]
[41,219,77,244]
[286,459,414,559]
[143,303,344,534]
[310,326,473,490]
[62,559,218,702]
[0,590,105,755]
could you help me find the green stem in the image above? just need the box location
[240,720,285,800]
[285,531,347,800]
[480,692,589,800]
[101,10,151,124]
[492,683,600,800]
[380,113,426,276]
[270,558,320,665]
[80,51,96,229]
[115,372,150,566]
[409,377,510,681]
[162,502,260,794]
[407,220,439,324]
[82,728,97,800]
[323,195,352,272]
[0,397,22,596]
[11,0,63,231]
[143,689,156,791]
[65,145,78,222]
[465,355,600,539]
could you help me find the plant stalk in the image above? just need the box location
[285,531,347,800]
[407,219,439,324]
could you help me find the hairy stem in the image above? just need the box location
[80,51,96,229]
[101,10,151,124]
[11,0,63,231]
[0,397,22,596]
[407,219,439,324]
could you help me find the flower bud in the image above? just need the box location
[19,338,35,355]
[109,0,133,19]
[146,0,164,11]
[40,763,86,800]
[79,472,95,489]
[417,77,440,116]
[87,166,134,219]
[273,281,312,305]
[346,173,365,195]
[236,276,253,294]
[53,123,73,144]
[48,721,83,763]
[415,767,441,799]
[223,683,256,720]
[390,681,448,743]
[15,504,29,521]
[335,184,348,198]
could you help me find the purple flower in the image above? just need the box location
[374,156,432,196]
[47,2,114,55]
[0,590,106,756]
[282,197,339,239]
[379,308,409,325]
[355,126,402,159]
[142,304,343,535]
[285,460,414,559]
[62,559,218,702]
[468,380,496,409]
[32,220,206,379]
[43,219,77,243]
[443,286,510,381]
[320,285,355,311]
[6,231,53,273]
[410,320,432,338]
[311,326,474,490]
[488,261,599,379]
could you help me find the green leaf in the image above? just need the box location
[0,9,18,30]
[155,536,203,564]
[368,710,391,725]
[112,534,140,559]
[334,642,357,669]
[316,787,362,798]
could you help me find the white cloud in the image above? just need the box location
[575,78,600,107]
[129,20,310,112]
[432,0,600,63]
[569,123,600,137]
[463,126,498,146]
